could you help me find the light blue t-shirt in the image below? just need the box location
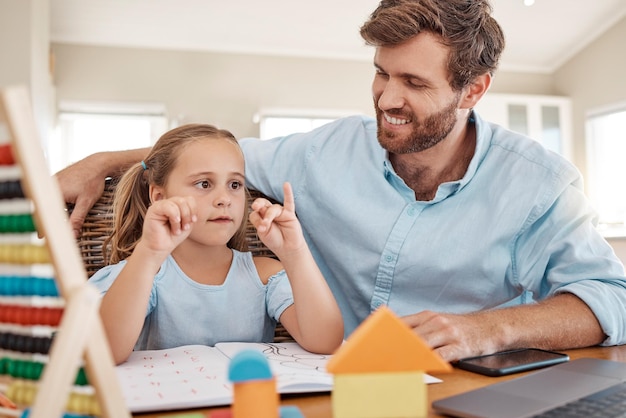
[240,112,626,345]
[88,250,294,350]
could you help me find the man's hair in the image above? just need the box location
[360,0,505,91]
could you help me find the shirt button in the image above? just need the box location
[385,255,393,262]
[407,207,416,216]
[372,301,382,308]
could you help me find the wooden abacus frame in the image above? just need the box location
[0,86,130,418]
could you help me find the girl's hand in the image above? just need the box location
[249,182,305,257]
[140,196,198,255]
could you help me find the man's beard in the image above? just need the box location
[375,93,462,154]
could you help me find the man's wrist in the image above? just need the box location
[88,148,148,179]
[85,152,117,179]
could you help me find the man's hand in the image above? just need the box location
[55,156,107,238]
[402,310,500,362]
[401,294,606,363]
[54,148,151,238]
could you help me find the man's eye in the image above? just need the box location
[375,70,389,79]
[408,80,425,89]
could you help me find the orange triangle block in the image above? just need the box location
[326,306,451,374]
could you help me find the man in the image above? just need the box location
[56,0,626,361]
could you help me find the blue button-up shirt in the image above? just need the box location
[240,113,626,344]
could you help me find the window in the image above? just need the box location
[586,106,626,235]
[48,101,168,174]
[474,93,573,161]
[255,108,362,140]
[260,116,336,140]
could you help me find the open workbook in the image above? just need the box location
[115,342,332,413]
[116,341,442,413]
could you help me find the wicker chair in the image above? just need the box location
[75,177,293,342]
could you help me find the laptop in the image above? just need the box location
[432,357,626,418]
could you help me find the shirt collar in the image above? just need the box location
[461,110,492,186]
[382,110,492,202]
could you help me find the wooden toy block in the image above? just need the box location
[228,350,279,418]
[209,409,232,418]
[278,406,304,417]
[332,371,426,418]
[326,306,451,418]
[232,379,279,418]
[210,406,303,418]
[224,350,304,418]
[326,306,451,374]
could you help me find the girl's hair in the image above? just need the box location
[105,123,249,264]
[360,0,505,91]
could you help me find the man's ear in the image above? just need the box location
[149,184,165,203]
[460,73,492,109]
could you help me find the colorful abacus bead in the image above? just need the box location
[0,244,50,264]
[0,357,88,385]
[0,276,59,297]
[6,381,101,415]
[0,144,15,165]
[0,305,63,326]
[0,332,53,355]
[0,214,36,233]
[0,180,24,199]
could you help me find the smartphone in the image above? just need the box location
[455,348,569,377]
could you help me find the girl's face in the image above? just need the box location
[154,137,246,247]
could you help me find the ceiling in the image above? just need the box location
[50,0,626,74]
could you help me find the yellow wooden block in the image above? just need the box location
[332,371,427,418]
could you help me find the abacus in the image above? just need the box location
[0,86,130,418]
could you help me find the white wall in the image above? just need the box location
[51,45,375,139]
[0,0,54,148]
[609,239,626,265]
[554,16,626,187]
[50,42,558,140]
[553,16,626,265]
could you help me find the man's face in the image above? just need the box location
[372,32,464,154]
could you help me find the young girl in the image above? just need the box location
[88,124,343,364]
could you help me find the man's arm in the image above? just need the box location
[402,293,605,362]
[55,148,150,237]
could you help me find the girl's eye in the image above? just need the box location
[195,180,210,189]
[230,181,243,190]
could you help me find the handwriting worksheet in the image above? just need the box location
[115,342,333,413]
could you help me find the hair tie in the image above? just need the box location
[140,161,148,171]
